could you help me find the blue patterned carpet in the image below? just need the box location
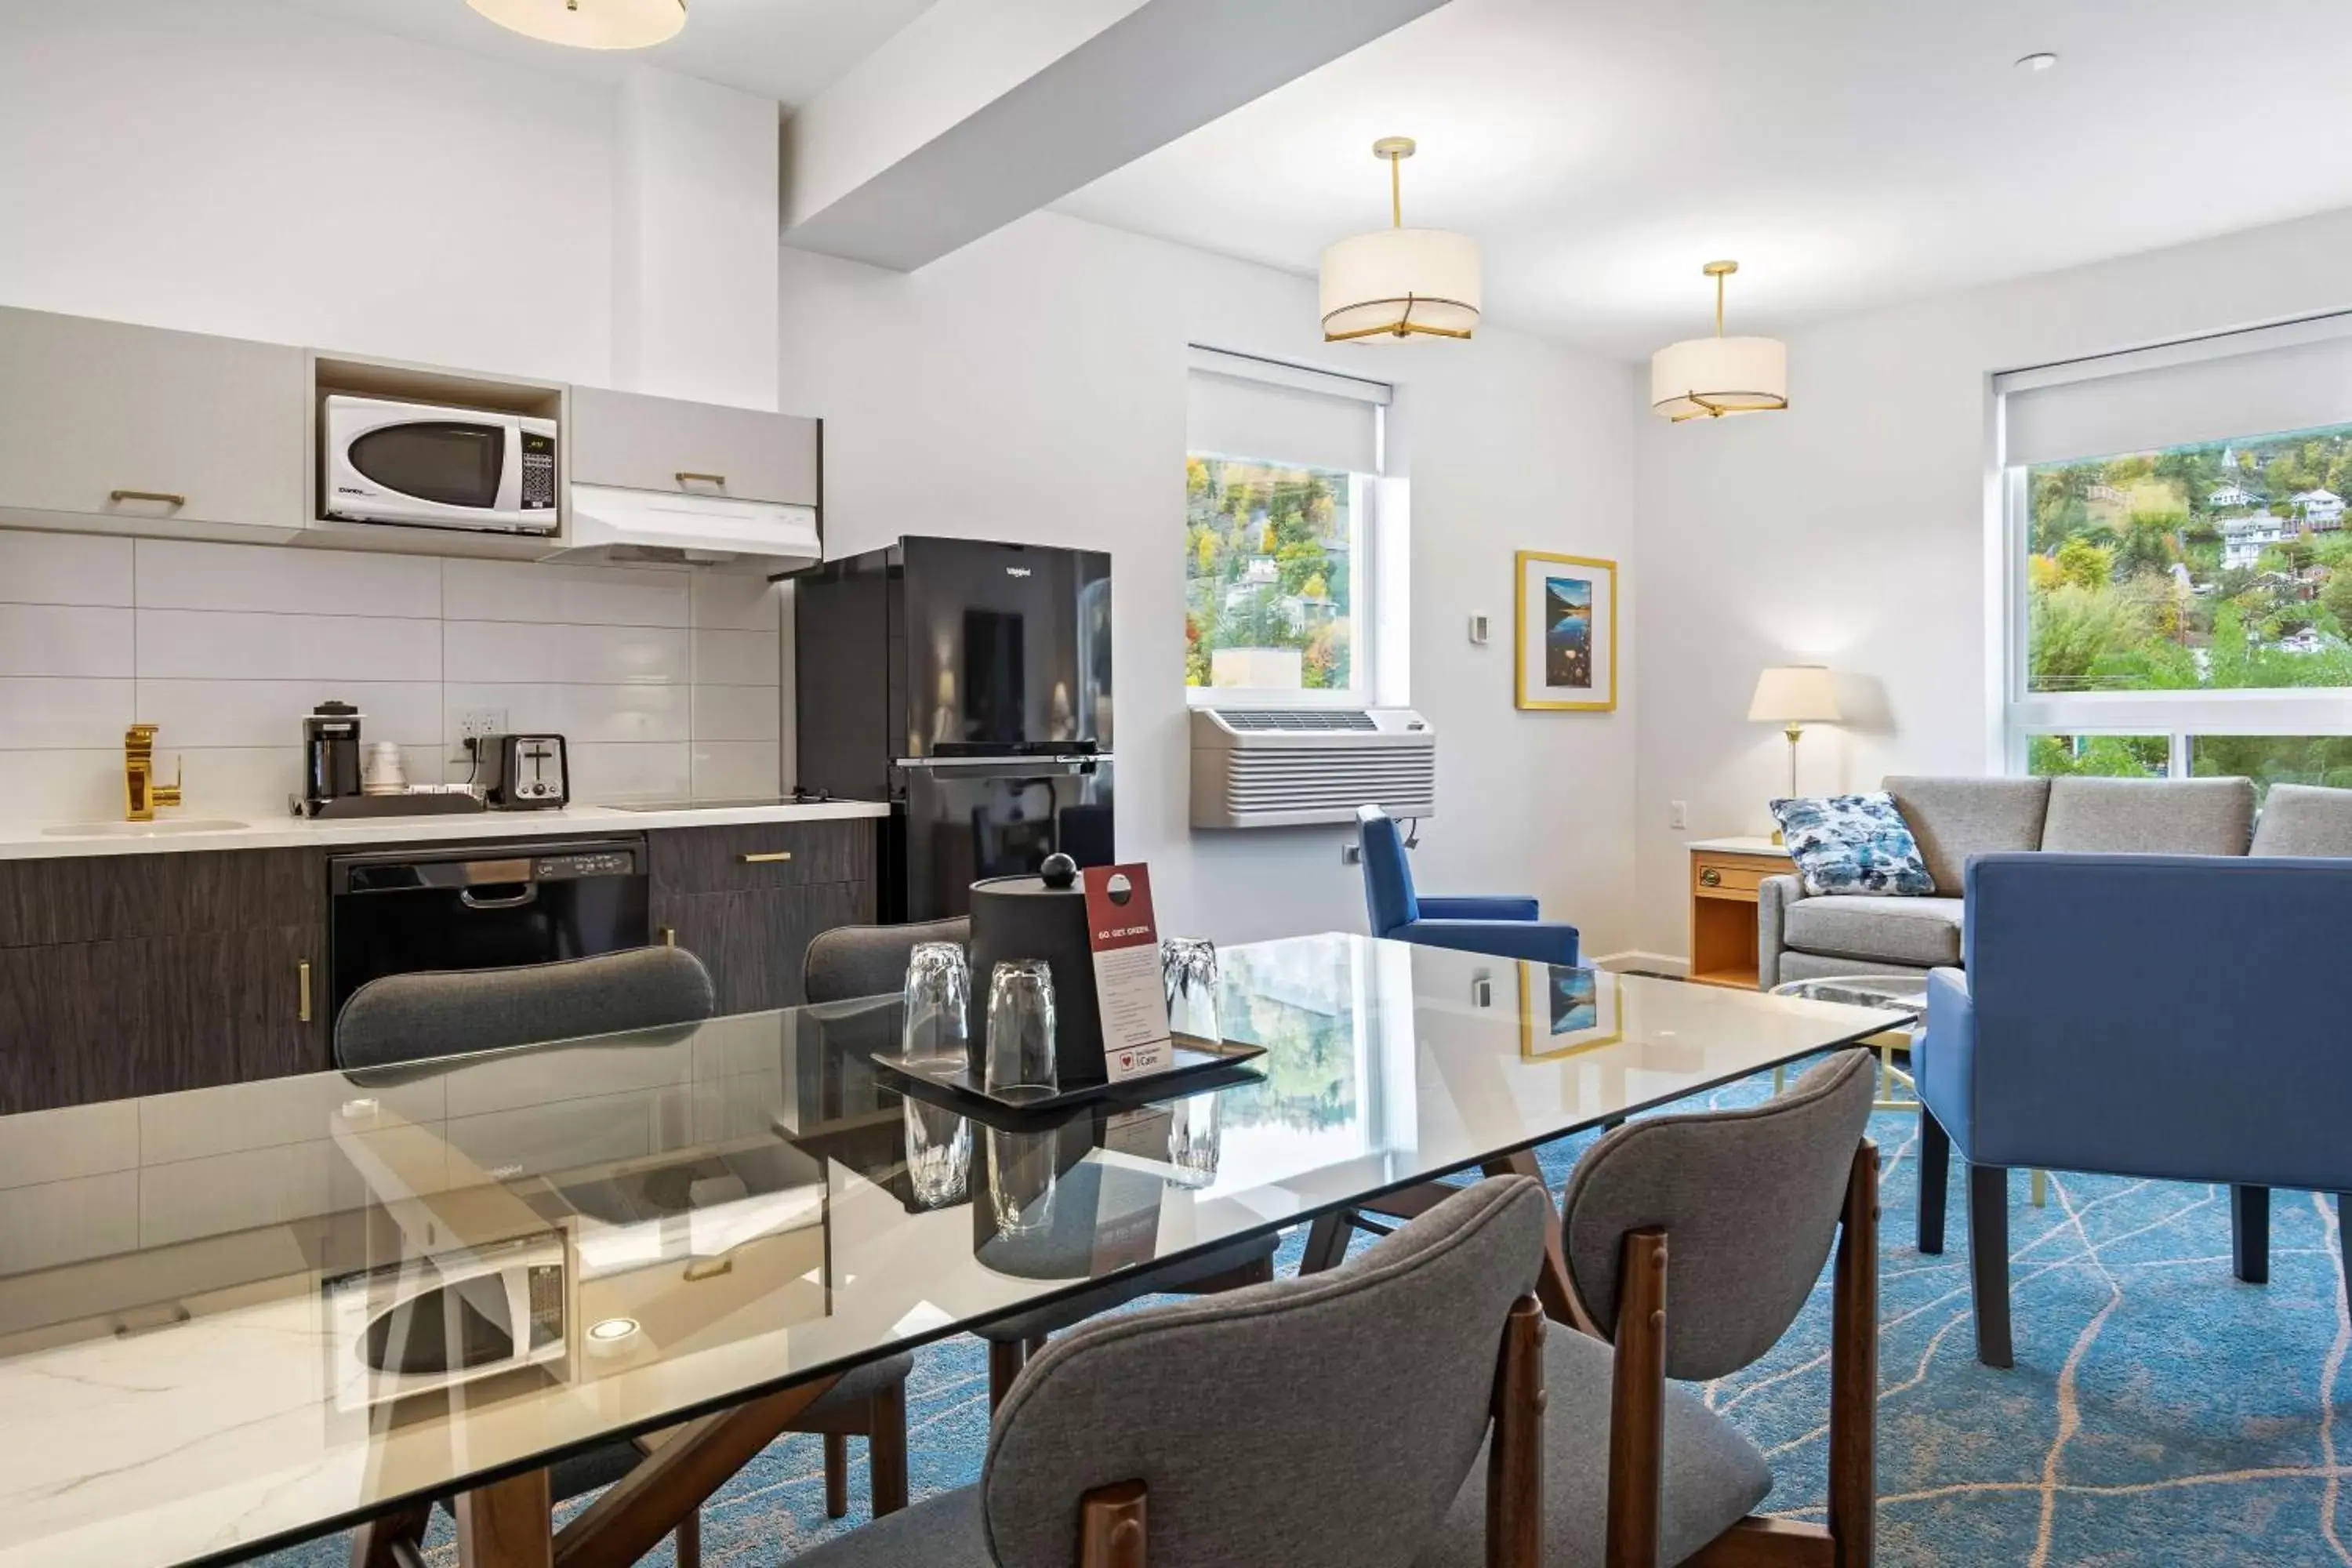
[261,1064,2352,1566]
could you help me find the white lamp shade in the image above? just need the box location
[466,0,684,49]
[1748,665,1842,724]
[1651,334,1788,419]
[1319,228,1481,342]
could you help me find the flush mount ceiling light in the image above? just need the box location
[466,0,684,49]
[1319,137,1481,343]
[2016,51,2060,71]
[1650,260,1788,422]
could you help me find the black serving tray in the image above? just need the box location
[871,1034,1268,1120]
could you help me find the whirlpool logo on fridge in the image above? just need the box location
[1005,565,1033,578]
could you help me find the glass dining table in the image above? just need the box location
[0,933,1907,1568]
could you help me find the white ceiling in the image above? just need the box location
[280,0,937,108]
[1056,0,2352,359]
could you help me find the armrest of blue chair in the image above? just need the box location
[1916,966,1976,1157]
[1417,895,1542,923]
[1396,919,1581,968]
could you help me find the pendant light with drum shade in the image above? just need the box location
[1319,138,1481,343]
[466,0,684,49]
[1650,260,1788,420]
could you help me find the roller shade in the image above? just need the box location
[1187,347,1387,475]
[2001,314,2352,468]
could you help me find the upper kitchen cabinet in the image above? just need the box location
[0,305,306,540]
[569,385,820,508]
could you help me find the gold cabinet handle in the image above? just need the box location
[298,960,313,1023]
[1698,867,1723,888]
[659,926,676,947]
[110,488,187,507]
[739,851,793,865]
[675,471,726,488]
[683,1255,734,1283]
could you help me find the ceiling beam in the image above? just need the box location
[781,0,1452,271]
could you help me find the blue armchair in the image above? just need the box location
[1917,851,2352,1367]
[1355,805,1580,967]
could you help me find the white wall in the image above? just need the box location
[779,212,1642,947]
[1632,206,2352,960]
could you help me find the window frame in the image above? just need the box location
[1995,314,2352,778]
[1183,347,1398,711]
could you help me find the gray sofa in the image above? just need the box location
[1758,775,2352,988]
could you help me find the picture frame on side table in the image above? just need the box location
[1514,550,1617,711]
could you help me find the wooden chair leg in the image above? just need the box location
[1486,1294,1545,1568]
[349,1502,431,1568]
[452,1468,553,1568]
[1828,1142,1879,1567]
[1606,1229,1668,1568]
[2231,1185,2270,1284]
[673,1508,700,1568]
[1077,1479,1149,1568]
[822,1432,850,1519]
[1915,1109,1949,1255]
[1300,1210,1353,1274]
[869,1382,910,1517]
[989,1336,1027,1411]
[1966,1162,2013,1369]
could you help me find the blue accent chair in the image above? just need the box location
[1917,851,2352,1367]
[1355,804,1580,967]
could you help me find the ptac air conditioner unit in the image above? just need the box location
[1189,708,1436,829]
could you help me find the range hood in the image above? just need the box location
[543,483,822,574]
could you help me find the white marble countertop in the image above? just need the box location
[0,799,891,860]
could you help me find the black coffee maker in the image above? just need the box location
[303,701,365,814]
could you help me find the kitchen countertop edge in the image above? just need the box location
[0,800,893,860]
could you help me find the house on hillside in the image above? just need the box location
[2208,479,2265,513]
[2222,514,2292,570]
[2292,488,2345,529]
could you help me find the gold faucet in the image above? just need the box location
[125,724,183,822]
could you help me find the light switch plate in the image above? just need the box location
[1669,800,1689,829]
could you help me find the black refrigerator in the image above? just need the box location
[795,536,1114,922]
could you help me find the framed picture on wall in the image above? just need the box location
[1514,551,1617,711]
[1518,962,1624,1060]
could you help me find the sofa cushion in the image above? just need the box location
[2251,782,2352,857]
[1770,792,1936,897]
[1784,895,1965,968]
[1882,775,2049,896]
[2041,776,2253,855]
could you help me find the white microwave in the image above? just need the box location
[322,1229,571,1412]
[323,394,559,534]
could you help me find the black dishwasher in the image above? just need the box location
[327,838,651,1026]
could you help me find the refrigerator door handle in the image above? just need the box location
[895,753,1114,770]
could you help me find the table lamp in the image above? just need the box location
[1748,665,1842,841]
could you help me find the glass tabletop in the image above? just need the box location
[1769,973,1929,1016]
[0,933,1906,1568]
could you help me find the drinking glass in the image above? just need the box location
[985,960,1058,1104]
[987,1126,1059,1236]
[900,942,971,1069]
[1165,1091,1221,1189]
[902,1098,971,1210]
[1161,937,1221,1043]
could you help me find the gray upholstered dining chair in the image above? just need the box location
[790,1175,1552,1568]
[332,946,916,1564]
[803,919,1283,1407]
[1417,1047,1880,1568]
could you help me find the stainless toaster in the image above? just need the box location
[481,734,570,809]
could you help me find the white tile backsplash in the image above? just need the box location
[0,532,133,607]
[0,604,133,677]
[443,558,689,627]
[134,538,442,618]
[0,539,779,816]
[0,677,135,748]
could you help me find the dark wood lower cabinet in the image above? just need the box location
[655,880,875,1014]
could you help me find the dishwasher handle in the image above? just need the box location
[459,884,539,911]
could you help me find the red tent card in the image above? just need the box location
[1082,863,1173,1082]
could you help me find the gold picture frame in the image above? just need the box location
[1517,961,1625,1060]
[1515,550,1618,711]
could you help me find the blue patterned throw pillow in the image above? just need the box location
[1770,793,1936,897]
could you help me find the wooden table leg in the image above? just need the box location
[1484,1149,1600,1335]
[350,1501,431,1568]
[454,1469,554,1568]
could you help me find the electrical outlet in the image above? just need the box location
[452,708,508,765]
[1669,800,1689,830]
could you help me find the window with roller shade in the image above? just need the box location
[1999,315,2352,793]
[1185,348,1393,701]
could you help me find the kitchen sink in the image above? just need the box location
[40,818,249,838]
